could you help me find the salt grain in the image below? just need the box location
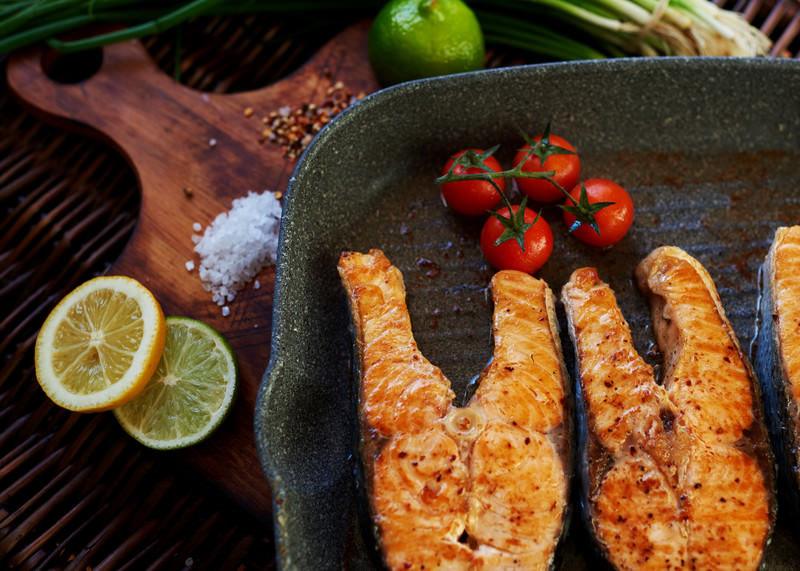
[193,190,281,308]
[254,280,261,290]
[192,222,202,232]
[221,306,230,317]
[185,260,195,272]
[208,138,217,147]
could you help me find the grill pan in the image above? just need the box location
[255,57,800,569]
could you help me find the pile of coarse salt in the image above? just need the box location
[188,190,281,315]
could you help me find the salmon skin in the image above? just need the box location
[338,249,571,570]
[562,246,775,570]
[754,226,800,515]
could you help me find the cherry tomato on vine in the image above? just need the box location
[513,133,580,203]
[440,148,505,216]
[562,178,634,248]
[480,205,553,274]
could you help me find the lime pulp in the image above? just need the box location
[114,316,237,450]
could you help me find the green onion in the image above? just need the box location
[0,0,771,60]
[47,0,219,53]
[479,11,605,60]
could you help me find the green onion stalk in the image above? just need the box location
[475,0,771,58]
[0,0,771,60]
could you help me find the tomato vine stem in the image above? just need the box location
[435,122,617,248]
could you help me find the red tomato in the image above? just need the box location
[440,148,505,216]
[562,178,634,248]
[480,206,553,274]
[513,134,580,203]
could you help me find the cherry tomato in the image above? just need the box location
[562,178,634,248]
[440,148,505,216]
[480,206,553,274]
[513,134,580,203]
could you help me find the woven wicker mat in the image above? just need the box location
[1,3,798,569]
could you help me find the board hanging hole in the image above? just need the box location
[41,47,103,85]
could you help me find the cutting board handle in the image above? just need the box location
[7,22,377,190]
[7,40,185,162]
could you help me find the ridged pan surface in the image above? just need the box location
[254,58,800,570]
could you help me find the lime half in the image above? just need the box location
[114,317,237,450]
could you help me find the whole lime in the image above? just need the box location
[369,0,485,86]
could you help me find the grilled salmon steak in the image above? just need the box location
[338,249,570,570]
[755,226,800,513]
[562,246,774,570]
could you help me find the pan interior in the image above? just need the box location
[258,59,800,570]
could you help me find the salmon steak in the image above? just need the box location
[338,249,570,570]
[561,246,775,570]
[754,226,800,513]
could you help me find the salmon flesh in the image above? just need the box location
[754,226,800,513]
[338,249,571,570]
[561,246,775,570]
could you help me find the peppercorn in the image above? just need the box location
[253,80,366,160]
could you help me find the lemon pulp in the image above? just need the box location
[35,276,166,412]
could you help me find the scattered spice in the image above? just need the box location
[430,307,442,330]
[243,107,254,118]
[182,186,193,198]
[255,80,366,160]
[416,257,441,278]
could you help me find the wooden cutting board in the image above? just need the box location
[6,21,378,519]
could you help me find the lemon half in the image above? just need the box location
[35,276,166,412]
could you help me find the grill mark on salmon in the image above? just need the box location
[562,246,774,570]
[338,249,570,570]
[754,226,800,514]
